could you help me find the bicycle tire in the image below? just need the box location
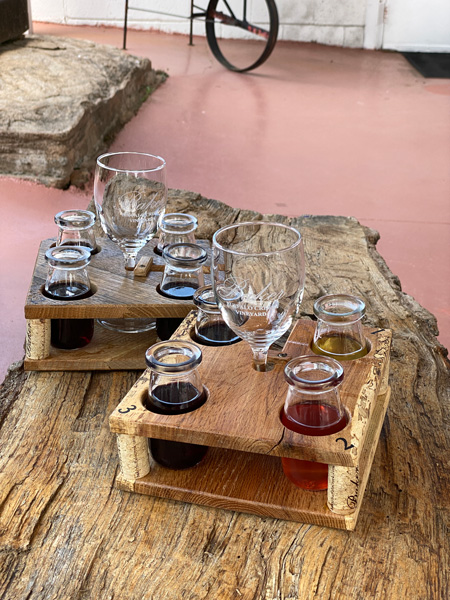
[205,0,279,72]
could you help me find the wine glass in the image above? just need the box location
[211,221,305,371]
[94,151,167,333]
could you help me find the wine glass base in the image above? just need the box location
[97,318,156,333]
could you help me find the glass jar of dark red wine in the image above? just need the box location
[192,285,240,346]
[43,246,94,349]
[156,242,208,341]
[145,340,208,469]
[280,355,347,491]
[311,294,368,361]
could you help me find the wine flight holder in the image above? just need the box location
[110,314,392,531]
[24,237,211,371]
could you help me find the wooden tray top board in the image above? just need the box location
[110,319,391,467]
[23,237,210,371]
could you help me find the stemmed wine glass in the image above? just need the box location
[212,221,305,371]
[94,151,167,332]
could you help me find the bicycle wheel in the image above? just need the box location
[205,0,279,72]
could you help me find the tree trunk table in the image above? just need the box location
[1,190,448,599]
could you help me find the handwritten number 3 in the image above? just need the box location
[118,405,137,414]
[336,437,355,450]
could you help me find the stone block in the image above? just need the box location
[0,35,165,188]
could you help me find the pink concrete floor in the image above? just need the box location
[1,22,449,381]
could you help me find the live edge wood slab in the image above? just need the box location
[1,189,449,599]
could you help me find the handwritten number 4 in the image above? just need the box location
[336,437,355,450]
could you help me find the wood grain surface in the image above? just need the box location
[1,188,449,599]
[110,321,391,466]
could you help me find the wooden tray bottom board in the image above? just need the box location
[117,388,391,530]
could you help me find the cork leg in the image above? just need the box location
[26,319,51,359]
[327,465,359,515]
[116,433,151,480]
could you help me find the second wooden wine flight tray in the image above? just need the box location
[24,237,211,371]
[110,314,391,530]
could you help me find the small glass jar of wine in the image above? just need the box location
[311,294,368,361]
[280,355,347,490]
[54,209,98,254]
[155,213,198,256]
[43,246,94,349]
[156,243,208,340]
[193,285,240,346]
[144,340,208,469]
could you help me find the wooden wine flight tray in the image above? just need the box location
[110,315,392,530]
[23,237,211,371]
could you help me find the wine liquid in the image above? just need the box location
[156,318,184,341]
[311,334,368,361]
[194,321,240,346]
[146,382,208,469]
[158,281,199,300]
[43,282,94,350]
[281,403,347,491]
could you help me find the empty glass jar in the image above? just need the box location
[43,246,94,349]
[280,355,347,491]
[156,213,198,255]
[54,209,97,253]
[311,294,368,361]
[145,340,208,469]
[193,285,240,346]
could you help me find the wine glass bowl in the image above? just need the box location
[212,221,305,371]
[94,152,167,271]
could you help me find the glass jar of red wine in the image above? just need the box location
[311,294,368,361]
[156,242,208,341]
[280,355,347,491]
[54,209,98,254]
[192,285,240,346]
[43,246,94,349]
[145,340,208,469]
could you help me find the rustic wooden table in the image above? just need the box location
[1,190,448,599]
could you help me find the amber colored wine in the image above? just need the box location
[311,334,368,361]
[281,403,347,490]
[145,382,208,469]
[43,282,94,350]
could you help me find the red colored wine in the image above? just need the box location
[145,381,208,469]
[158,281,199,299]
[281,403,347,491]
[43,282,94,350]
[156,318,184,341]
[194,321,240,346]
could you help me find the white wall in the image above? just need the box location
[383,0,450,52]
[30,0,450,51]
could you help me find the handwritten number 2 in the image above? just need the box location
[336,437,355,450]
[118,405,137,414]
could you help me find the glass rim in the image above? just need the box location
[284,355,344,390]
[212,221,302,257]
[163,242,207,264]
[314,294,365,320]
[96,151,166,173]
[54,209,96,229]
[145,340,202,373]
[45,245,91,267]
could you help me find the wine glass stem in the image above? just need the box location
[252,349,269,372]
[124,254,137,271]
